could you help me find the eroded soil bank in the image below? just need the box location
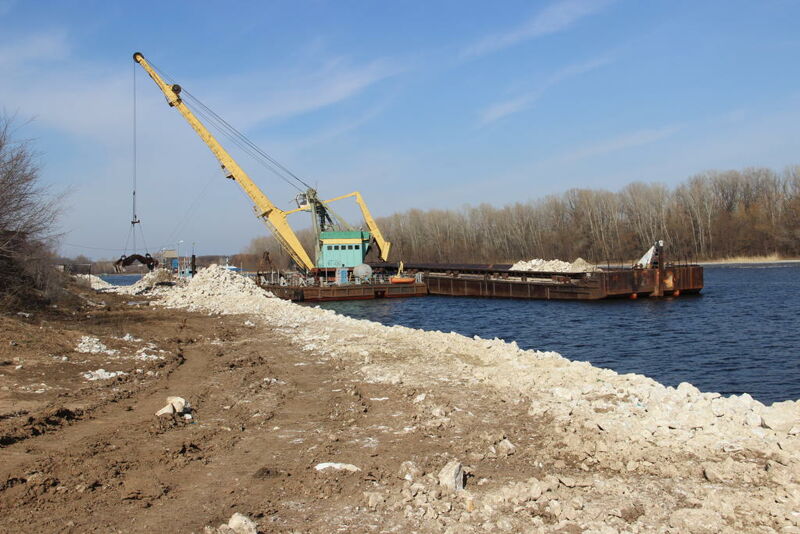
[1,271,799,533]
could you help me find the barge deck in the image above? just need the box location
[372,262,703,301]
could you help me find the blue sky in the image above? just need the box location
[1,0,799,259]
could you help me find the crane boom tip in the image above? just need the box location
[133,52,144,62]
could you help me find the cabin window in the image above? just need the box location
[348,245,354,250]
[327,245,332,250]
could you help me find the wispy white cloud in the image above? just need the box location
[265,104,388,157]
[558,125,682,161]
[463,0,614,58]
[210,56,405,127]
[479,56,612,124]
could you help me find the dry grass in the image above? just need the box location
[700,253,800,265]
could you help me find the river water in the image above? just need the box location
[315,264,800,405]
[100,274,142,286]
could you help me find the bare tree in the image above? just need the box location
[242,164,800,265]
[0,115,62,307]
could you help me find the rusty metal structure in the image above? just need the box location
[113,253,158,273]
[412,264,701,300]
[259,254,702,302]
[260,280,428,302]
[369,243,703,300]
[257,242,703,302]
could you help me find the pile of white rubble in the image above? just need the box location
[510,257,600,272]
[114,269,177,295]
[74,270,177,295]
[152,265,800,459]
[75,274,114,290]
[159,265,274,314]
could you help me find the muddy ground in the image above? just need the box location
[0,282,795,533]
[0,285,548,533]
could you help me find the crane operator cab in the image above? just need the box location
[317,231,372,268]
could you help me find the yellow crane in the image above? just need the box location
[133,52,390,272]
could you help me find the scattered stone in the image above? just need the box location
[745,411,762,427]
[155,403,175,416]
[76,336,118,355]
[558,475,576,488]
[762,402,799,433]
[676,381,701,397]
[226,512,257,534]
[82,369,126,381]
[710,397,727,417]
[314,462,361,472]
[205,513,257,534]
[668,508,723,533]
[496,438,516,456]
[155,396,191,417]
[399,461,422,481]
[438,460,464,492]
[364,491,384,508]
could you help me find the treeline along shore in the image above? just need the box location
[245,165,800,267]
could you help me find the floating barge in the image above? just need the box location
[257,242,703,302]
[370,262,703,301]
[257,261,702,302]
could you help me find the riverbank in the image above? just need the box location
[698,254,800,265]
[2,266,798,532]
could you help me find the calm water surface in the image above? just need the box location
[100,274,141,286]
[315,264,800,404]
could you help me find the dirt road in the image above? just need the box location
[0,287,540,532]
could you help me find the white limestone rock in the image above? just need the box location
[315,462,361,472]
[227,512,257,534]
[762,401,800,433]
[438,460,464,492]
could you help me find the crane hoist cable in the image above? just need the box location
[116,61,156,273]
[146,59,312,194]
[181,89,313,190]
[185,100,304,193]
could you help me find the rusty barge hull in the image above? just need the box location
[258,263,703,302]
[261,282,428,302]
[422,266,702,300]
[368,262,703,301]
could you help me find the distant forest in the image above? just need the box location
[245,165,800,266]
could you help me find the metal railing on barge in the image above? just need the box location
[254,270,427,302]
[253,253,703,302]
[368,260,703,301]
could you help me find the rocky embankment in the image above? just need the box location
[86,267,800,532]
